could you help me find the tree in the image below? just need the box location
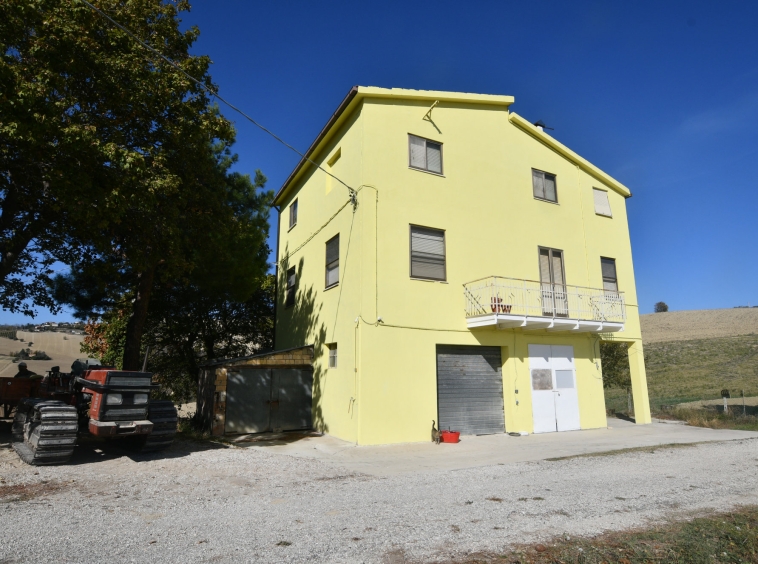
[0,0,222,320]
[654,301,669,313]
[2,0,274,369]
[56,151,273,391]
[600,341,633,413]
[140,274,275,402]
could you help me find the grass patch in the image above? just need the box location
[667,407,758,432]
[454,505,758,563]
[605,334,758,430]
[544,442,700,462]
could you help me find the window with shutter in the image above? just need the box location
[601,257,618,293]
[289,199,298,229]
[408,134,443,174]
[410,225,446,281]
[285,267,296,307]
[593,188,612,217]
[532,169,558,203]
[539,247,567,317]
[325,235,339,288]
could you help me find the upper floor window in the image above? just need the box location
[410,225,446,281]
[409,134,443,175]
[538,247,567,317]
[285,267,296,307]
[601,257,618,293]
[325,235,339,289]
[593,188,612,217]
[532,169,557,203]
[328,343,338,368]
[289,199,298,229]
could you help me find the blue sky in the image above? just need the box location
[3,0,757,324]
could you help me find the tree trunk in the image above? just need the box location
[122,266,156,370]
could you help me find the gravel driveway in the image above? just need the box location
[1,431,757,563]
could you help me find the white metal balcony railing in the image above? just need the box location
[463,276,626,332]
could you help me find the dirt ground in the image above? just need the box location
[0,330,84,377]
[640,308,758,343]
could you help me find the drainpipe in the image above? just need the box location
[273,205,281,350]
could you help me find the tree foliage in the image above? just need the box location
[2,0,274,371]
[600,341,631,390]
[654,301,669,313]
[142,274,275,402]
[1,0,225,314]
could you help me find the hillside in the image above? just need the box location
[0,331,84,377]
[605,308,758,413]
[640,308,758,344]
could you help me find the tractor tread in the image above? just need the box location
[127,400,178,453]
[12,400,78,466]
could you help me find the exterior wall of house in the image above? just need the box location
[275,89,648,445]
[275,103,366,442]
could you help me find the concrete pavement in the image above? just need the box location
[234,418,758,476]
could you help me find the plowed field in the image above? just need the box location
[640,308,758,343]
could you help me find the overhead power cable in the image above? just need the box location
[79,0,356,196]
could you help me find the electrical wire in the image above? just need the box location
[79,0,356,196]
[278,199,352,266]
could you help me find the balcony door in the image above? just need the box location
[539,247,568,317]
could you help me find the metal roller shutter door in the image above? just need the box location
[436,345,504,435]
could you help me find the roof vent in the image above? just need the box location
[533,120,554,132]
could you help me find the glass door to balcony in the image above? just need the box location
[539,247,568,317]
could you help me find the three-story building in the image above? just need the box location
[273,86,650,445]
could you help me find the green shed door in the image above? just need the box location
[436,345,505,436]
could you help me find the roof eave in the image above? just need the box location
[272,86,359,206]
[508,112,632,198]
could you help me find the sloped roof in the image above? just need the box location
[273,86,630,205]
[508,113,631,197]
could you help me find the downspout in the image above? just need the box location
[272,205,281,350]
[575,165,591,285]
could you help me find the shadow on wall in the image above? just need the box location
[278,249,329,434]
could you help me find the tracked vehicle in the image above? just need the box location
[3,360,177,465]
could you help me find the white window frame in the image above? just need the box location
[408,134,443,175]
[328,343,337,368]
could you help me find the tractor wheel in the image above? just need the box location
[129,400,178,453]
[12,399,78,465]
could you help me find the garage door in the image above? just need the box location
[225,368,313,434]
[436,345,504,435]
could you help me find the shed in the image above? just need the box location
[197,346,314,436]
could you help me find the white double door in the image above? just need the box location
[529,344,580,434]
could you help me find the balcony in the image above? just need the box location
[463,276,626,333]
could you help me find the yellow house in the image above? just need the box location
[272,86,650,445]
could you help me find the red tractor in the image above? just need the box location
[2,360,177,465]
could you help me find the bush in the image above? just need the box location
[654,301,669,312]
[11,348,31,361]
[10,348,51,361]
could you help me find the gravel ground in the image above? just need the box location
[1,433,757,563]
